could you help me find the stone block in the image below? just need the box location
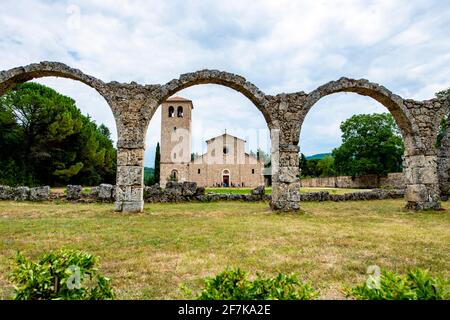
[276,167,300,183]
[13,186,30,201]
[117,148,144,166]
[195,186,205,196]
[115,201,143,213]
[66,185,82,200]
[88,186,99,197]
[98,184,114,200]
[405,184,428,202]
[30,186,50,201]
[404,154,426,168]
[116,166,143,185]
[115,185,143,202]
[182,181,197,196]
[0,185,13,200]
[251,185,265,196]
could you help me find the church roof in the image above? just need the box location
[165,96,192,102]
[205,133,246,143]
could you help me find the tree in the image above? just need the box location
[317,155,335,177]
[154,142,161,184]
[435,88,450,148]
[332,113,404,177]
[0,82,116,186]
[299,153,308,178]
[435,88,450,100]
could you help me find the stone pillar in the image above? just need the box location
[101,82,158,213]
[115,147,145,212]
[270,129,301,211]
[404,154,441,210]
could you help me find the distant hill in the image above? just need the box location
[306,153,331,160]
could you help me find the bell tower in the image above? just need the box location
[160,96,193,186]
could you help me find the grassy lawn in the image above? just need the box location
[0,200,448,300]
[206,187,371,195]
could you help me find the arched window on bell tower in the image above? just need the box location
[177,106,184,117]
[168,106,175,117]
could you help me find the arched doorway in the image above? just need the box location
[222,169,230,187]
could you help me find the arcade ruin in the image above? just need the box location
[1,61,449,212]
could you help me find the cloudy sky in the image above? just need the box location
[1,0,449,166]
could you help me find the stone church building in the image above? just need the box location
[160,96,264,188]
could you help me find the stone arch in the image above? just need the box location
[156,69,273,129]
[302,78,422,155]
[0,61,110,101]
[0,61,120,149]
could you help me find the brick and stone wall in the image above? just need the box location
[301,172,406,189]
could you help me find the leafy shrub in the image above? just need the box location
[348,268,449,300]
[9,249,114,300]
[183,268,319,300]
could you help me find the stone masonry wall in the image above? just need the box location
[301,172,406,189]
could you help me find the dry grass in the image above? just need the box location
[0,199,449,300]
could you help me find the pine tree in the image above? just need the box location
[154,142,160,184]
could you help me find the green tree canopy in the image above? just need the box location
[332,113,404,177]
[0,82,116,186]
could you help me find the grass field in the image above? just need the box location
[206,187,371,195]
[0,200,448,299]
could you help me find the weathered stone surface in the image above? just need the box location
[66,185,82,200]
[13,187,30,201]
[0,185,13,200]
[29,186,50,201]
[251,185,265,196]
[88,186,99,197]
[116,166,143,185]
[98,184,114,201]
[195,186,205,196]
[182,181,197,196]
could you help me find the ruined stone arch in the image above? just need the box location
[302,78,422,155]
[1,62,445,212]
[0,61,122,137]
[0,61,111,103]
[155,69,274,129]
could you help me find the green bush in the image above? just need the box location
[9,249,115,300]
[348,269,449,300]
[183,268,319,300]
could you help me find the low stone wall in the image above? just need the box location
[0,183,405,204]
[0,185,51,201]
[300,172,406,189]
[298,189,405,202]
[144,183,269,203]
[0,184,116,203]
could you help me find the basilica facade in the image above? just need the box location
[159,96,264,188]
